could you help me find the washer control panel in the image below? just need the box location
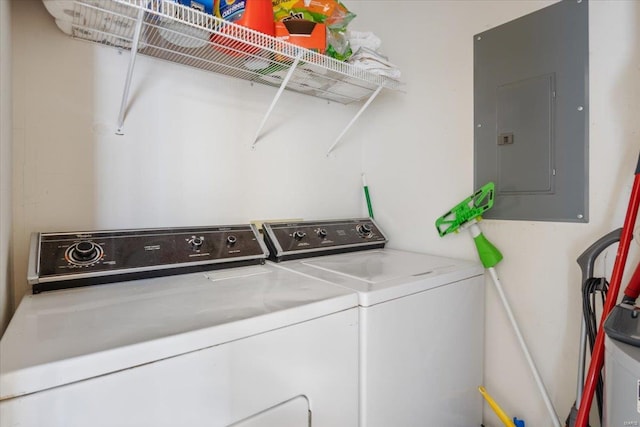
[263,218,387,262]
[30,224,268,293]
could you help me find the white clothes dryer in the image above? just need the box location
[263,218,486,427]
[0,224,359,427]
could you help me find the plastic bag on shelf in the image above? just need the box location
[272,0,355,60]
[326,30,351,61]
[324,1,355,31]
[272,0,355,29]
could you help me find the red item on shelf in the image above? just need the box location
[211,0,275,57]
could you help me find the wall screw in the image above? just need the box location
[577,106,584,111]
[577,214,584,219]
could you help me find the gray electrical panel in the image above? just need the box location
[474,0,588,222]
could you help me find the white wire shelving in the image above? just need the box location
[44,0,404,154]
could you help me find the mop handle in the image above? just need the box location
[487,267,562,427]
[575,152,640,427]
[469,224,561,427]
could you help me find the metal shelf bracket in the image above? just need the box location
[115,7,145,135]
[251,50,304,149]
[326,85,383,156]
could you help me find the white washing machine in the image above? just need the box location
[263,218,486,427]
[0,224,359,427]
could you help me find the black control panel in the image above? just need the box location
[30,225,268,293]
[263,218,387,262]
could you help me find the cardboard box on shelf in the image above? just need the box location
[275,19,326,54]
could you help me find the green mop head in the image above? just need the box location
[435,182,496,236]
[435,182,503,268]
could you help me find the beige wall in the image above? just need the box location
[8,0,640,425]
[1,0,13,336]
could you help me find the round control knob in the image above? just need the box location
[356,223,373,237]
[293,231,307,240]
[190,236,204,250]
[66,240,103,266]
[74,241,99,260]
[317,228,328,238]
[226,235,237,246]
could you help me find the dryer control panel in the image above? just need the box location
[263,218,387,262]
[30,224,268,293]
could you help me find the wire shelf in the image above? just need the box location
[44,0,403,152]
[50,0,403,104]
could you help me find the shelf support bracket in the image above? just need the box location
[326,85,383,156]
[251,50,303,149]
[116,7,145,135]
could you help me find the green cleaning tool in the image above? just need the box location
[362,173,374,218]
[436,182,561,427]
[436,182,502,268]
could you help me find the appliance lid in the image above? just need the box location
[274,249,484,306]
[0,264,357,400]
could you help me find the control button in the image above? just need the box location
[317,228,328,239]
[66,241,103,266]
[293,231,307,240]
[190,236,204,250]
[226,235,237,246]
[356,223,373,238]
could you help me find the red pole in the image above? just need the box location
[622,260,640,301]
[575,152,640,427]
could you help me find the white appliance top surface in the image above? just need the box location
[0,264,357,400]
[273,249,483,306]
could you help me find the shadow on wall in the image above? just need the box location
[1,0,13,337]
[608,0,640,216]
[608,0,640,282]
[616,0,640,286]
[11,0,97,307]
